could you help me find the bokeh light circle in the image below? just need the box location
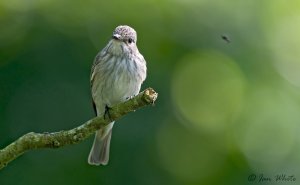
[156,120,226,183]
[269,16,300,86]
[172,50,245,133]
[234,87,298,171]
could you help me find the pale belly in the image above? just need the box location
[92,68,142,115]
[103,74,141,105]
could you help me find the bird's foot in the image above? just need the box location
[126,95,135,100]
[104,105,113,121]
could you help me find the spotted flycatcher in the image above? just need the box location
[88,25,147,165]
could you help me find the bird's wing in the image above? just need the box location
[90,51,106,116]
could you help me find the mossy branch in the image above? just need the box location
[0,88,158,170]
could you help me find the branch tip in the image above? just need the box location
[143,88,158,104]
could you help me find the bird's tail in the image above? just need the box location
[88,122,114,165]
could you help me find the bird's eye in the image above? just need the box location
[128,38,134,44]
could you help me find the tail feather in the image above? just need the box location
[88,122,114,165]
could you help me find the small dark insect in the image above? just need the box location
[221,35,231,43]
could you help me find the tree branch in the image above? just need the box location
[0,88,158,170]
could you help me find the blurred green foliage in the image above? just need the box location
[1,0,300,185]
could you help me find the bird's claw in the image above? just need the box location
[126,95,135,100]
[104,105,113,121]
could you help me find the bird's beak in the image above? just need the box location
[112,34,121,40]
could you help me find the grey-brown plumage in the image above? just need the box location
[88,25,147,165]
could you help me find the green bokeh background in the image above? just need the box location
[1,0,300,184]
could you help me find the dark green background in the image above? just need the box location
[1,0,300,185]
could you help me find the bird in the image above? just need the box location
[88,25,147,165]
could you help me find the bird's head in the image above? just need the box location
[107,25,138,56]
